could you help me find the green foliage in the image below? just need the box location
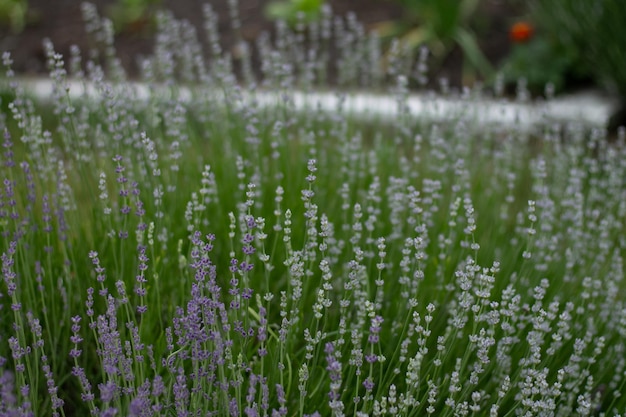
[265,0,325,26]
[530,0,626,98]
[377,0,493,82]
[0,0,28,33]
[499,35,589,95]
[106,0,161,34]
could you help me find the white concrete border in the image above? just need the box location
[15,78,620,132]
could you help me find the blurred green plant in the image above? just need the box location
[106,0,161,34]
[0,0,28,33]
[499,29,590,96]
[265,0,325,26]
[530,0,626,95]
[528,0,626,127]
[375,0,493,84]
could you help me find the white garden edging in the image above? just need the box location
[18,78,620,132]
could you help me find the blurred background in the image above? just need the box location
[1,0,625,121]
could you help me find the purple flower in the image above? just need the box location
[229,398,239,417]
[1,240,17,297]
[173,367,189,417]
[86,287,95,318]
[70,315,83,358]
[71,365,94,402]
[365,354,377,363]
[273,384,287,416]
[369,315,383,335]
[229,258,239,272]
[242,233,254,244]
[0,371,17,409]
[99,380,118,403]
[2,129,15,168]
[362,377,375,392]
[128,380,151,417]
[101,407,119,417]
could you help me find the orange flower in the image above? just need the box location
[510,21,534,43]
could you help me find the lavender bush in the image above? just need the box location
[1,2,626,416]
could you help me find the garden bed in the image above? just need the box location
[1,2,626,417]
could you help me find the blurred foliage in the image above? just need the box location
[528,0,626,98]
[264,0,325,26]
[375,0,493,83]
[499,29,590,95]
[106,0,162,34]
[0,0,28,33]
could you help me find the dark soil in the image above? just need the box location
[1,0,521,90]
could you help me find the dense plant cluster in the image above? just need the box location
[528,0,626,96]
[1,2,626,416]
